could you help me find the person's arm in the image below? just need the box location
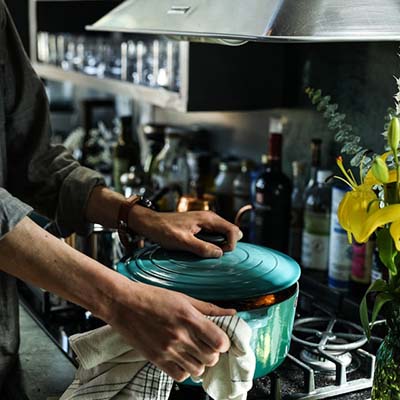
[0,2,242,381]
[2,4,104,237]
[0,216,235,381]
[85,186,242,257]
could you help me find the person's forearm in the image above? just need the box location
[0,217,132,321]
[85,185,242,258]
[85,186,126,229]
[0,216,239,381]
[85,185,160,237]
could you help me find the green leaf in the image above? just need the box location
[360,295,370,338]
[359,279,389,339]
[371,293,393,326]
[311,89,322,104]
[376,228,398,276]
[350,149,370,167]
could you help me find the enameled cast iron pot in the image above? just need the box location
[116,238,300,382]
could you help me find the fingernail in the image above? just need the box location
[237,230,243,240]
[212,249,223,258]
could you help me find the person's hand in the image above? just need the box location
[109,281,236,382]
[128,207,243,258]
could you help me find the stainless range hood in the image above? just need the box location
[87,0,400,44]
[87,0,400,45]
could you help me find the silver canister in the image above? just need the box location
[65,224,123,268]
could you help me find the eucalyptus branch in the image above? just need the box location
[305,88,372,172]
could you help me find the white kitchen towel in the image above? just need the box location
[60,315,255,400]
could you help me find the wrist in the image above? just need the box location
[128,204,160,237]
[101,275,150,325]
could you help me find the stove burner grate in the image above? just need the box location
[278,317,375,399]
[292,317,368,352]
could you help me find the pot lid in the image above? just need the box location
[117,242,300,301]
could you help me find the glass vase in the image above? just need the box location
[371,302,400,399]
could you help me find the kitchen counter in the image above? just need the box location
[3,304,76,400]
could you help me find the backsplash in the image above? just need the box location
[152,41,400,176]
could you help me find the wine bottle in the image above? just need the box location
[289,161,306,262]
[252,119,292,253]
[301,169,332,271]
[328,184,353,290]
[305,138,322,192]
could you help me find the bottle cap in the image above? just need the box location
[316,169,332,184]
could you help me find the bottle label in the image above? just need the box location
[301,210,330,270]
[328,186,352,290]
[328,233,352,281]
[351,241,373,284]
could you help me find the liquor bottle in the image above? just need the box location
[151,128,190,211]
[288,161,306,262]
[305,138,322,191]
[214,159,241,222]
[113,116,141,194]
[253,119,292,253]
[301,169,332,271]
[328,183,353,290]
[350,240,374,295]
[233,160,254,241]
[233,160,254,212]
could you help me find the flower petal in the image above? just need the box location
[390,220,400,252]
[356,205,400,243]
[338,187,379,242]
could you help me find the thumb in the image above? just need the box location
[189,297,236,317]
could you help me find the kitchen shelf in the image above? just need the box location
[33,63,188,111]
[29,0,287,112]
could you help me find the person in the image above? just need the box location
[0,1,242,394]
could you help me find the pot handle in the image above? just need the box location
[234,204,253,227]
[194,231,227,247]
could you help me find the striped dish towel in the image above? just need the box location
[60,315,255,400]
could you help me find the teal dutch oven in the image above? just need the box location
[116,236,300,382]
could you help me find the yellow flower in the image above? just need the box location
[390,218,400,251]
[336,155,400,250]
[337,184,379,243]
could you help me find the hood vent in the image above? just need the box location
[87,0,400,45]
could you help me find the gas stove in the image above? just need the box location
[19,272,385,400]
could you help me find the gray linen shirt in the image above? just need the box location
[0,2,105,389]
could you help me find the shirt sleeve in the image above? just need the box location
[0,188,33,239]
[1,4,105,237]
